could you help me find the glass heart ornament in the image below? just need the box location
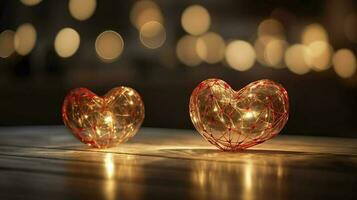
[62,86,145,148]
[189,79,289,151]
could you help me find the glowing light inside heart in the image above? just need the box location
[62,87,145,148]
[189,79,289,151]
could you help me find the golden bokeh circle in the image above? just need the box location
[225,40,256,71]
[139,21,166,49]
[69,0,97,21]
[285,44,311,75]
[302,23,328,45]
[196,32,225,64]
[14,23,37,56]
[54,27,81,58]
[95,30,124,62]
[130,0,163,30]
[181,5,211,36]
[333,49,356,78]
[176,35,202,67]
[258,18,285,39]
[264,39,288,68]
[0,30,15,58]
[306,41,332,71]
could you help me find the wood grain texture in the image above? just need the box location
[0,126,356,200]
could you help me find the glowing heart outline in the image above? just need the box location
[189,79,289,151]
[62,86,145,148]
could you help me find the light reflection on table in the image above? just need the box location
[0,127,356,199]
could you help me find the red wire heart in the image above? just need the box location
[62,87,144,148]
[189,79,289,151]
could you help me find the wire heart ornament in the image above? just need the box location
[62,86,145,148]
[189,79,289,151]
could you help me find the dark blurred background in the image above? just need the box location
[0,0,357,137]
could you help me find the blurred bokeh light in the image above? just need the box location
[181,5,211,36]
[20,0,41,6]
[14,23,37,56]
[176,35,202,67]
[225,40,256,71]
[130,0,163,30]
[333,49,356,78]
[255,18,286,67]
[285,44,311,75]
[0,30,15,58]
[68,0,97,21]
[95,30,124,62]
[258,18,285,39]
[139,21,166,49]
[307,41,332,71]
[302,23,328,45]
[54,28,80,58]
[264,39,287,68]
[196,32,225,64]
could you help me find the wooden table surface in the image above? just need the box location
[0,126,356,200]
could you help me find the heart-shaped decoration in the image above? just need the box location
[62,87,144,148]
[189,79,289,151]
